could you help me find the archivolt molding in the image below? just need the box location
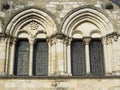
[0,18,3,33]
[61,6,116,37]
[5,8,57,37]
[65,13,105,36]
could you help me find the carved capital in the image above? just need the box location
[65,37,72,45]
[106,32,119,43]
[29,37,35,45]
[0,37,5,43]
[83,37,91,45]
[102,36,114,45]
[101,37,107,45]
[10,37,17,45]
[106,37,113,45]
[47,37,57,46]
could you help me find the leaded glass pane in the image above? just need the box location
[71,40,86,76]
[33,40,48,76]
[89,39,104,76]
[14,40,29,76]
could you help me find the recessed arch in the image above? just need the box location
[5,8,57,37]
[90,32,102,38]
[72,30,83,38]
[61,6,116,37]
[69,16,105,36]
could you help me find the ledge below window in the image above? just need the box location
[0,76,120,80]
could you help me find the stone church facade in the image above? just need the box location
[0,0,120,90]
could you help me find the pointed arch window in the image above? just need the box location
[89,39,104,76]
[33,40,48,76]
[14,40,30,76]
[71,40,86,76]
[71,38,105,76]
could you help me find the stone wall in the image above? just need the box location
[0,0,119,90]
[0,0,120,26]
[0,77,120,90]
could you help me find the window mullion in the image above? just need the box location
[83,37,91,76]
[29,39,34,76]
[67,39,72,76]
[9,39,16,75]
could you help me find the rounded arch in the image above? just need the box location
[61,6,117,37]
[5,8,57,37]
[89,30,102,36]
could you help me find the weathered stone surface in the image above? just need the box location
[0,0,119,90]
[0,78,119,90]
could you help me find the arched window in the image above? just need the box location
[89,39,104,76]
[71,40,86,76]
[33,40,48,76]
[14,40,30,76]
[71,38,105,76]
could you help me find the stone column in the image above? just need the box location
[102,37,110,75]
[106,37,114,75]
[0,37,6,75]
[56,39,65,75]
[83,37,91,75]
[9,38,16,75]
[5,38,10,74]
[48,38,56,75]
[66,38,72,76]
[48,40,51,75]
[29,38,34,76]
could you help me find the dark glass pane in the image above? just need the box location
[71,40,86,76]
[14,40,29,76]
[89,39,104,76]
[33,40,48,76]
